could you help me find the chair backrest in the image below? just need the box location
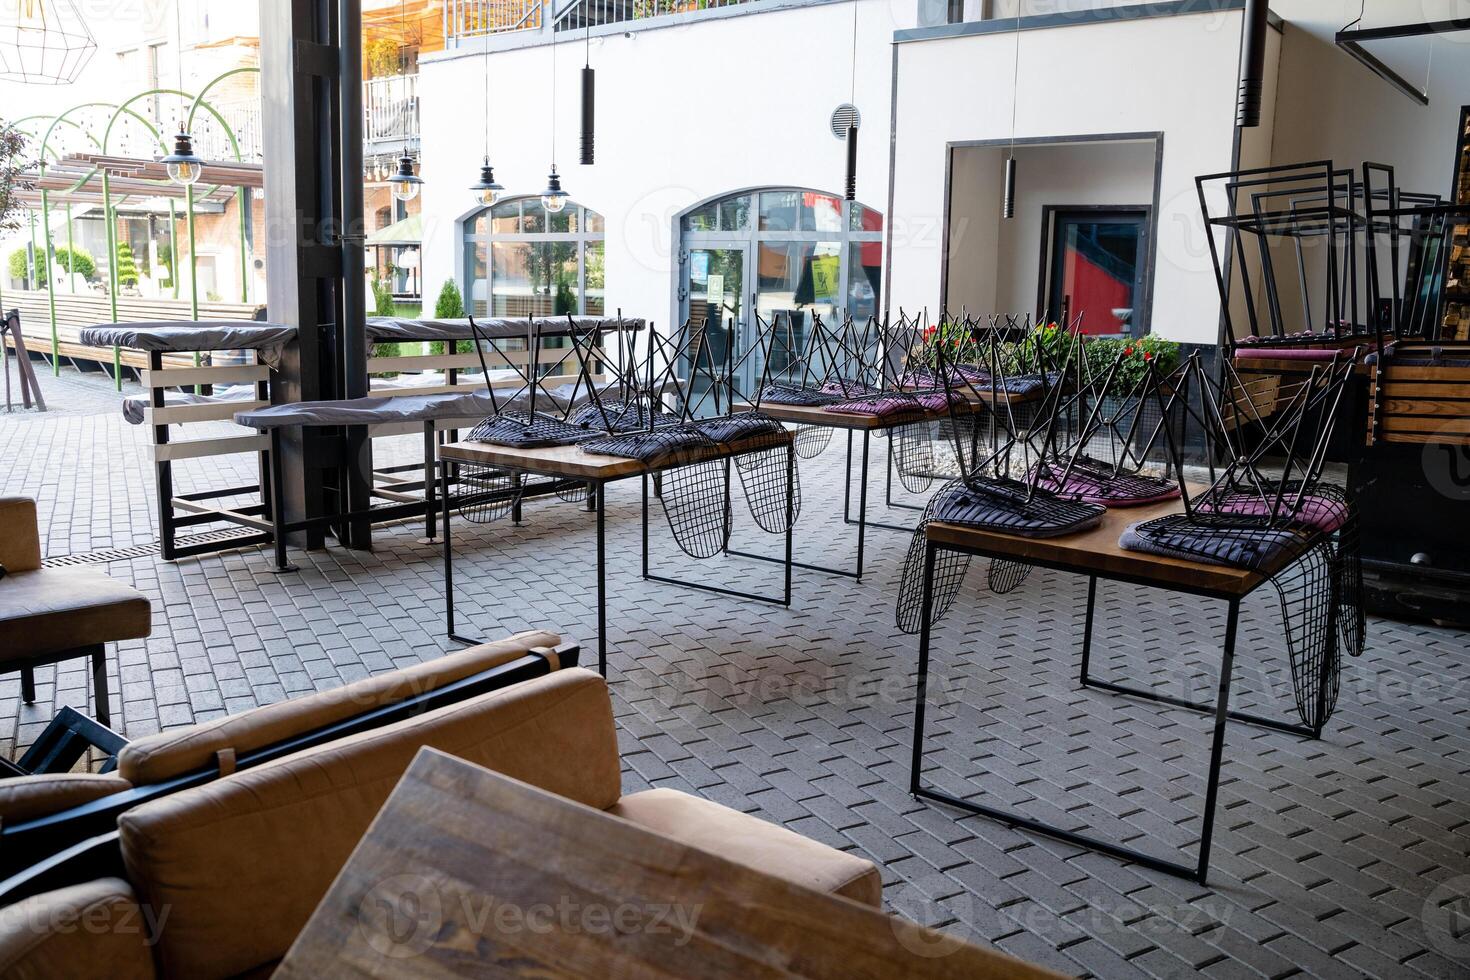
[0,497,41,574]
[0,877,156,979]
[0,632,571,886]
[117,667,620,980]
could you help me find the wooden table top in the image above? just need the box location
[440,429,793,481]
[277,748,1065,979]
[927,491,1270,598]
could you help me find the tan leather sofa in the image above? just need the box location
[0,497,150,730]
[0,668,880,978]
[0,630,566,836]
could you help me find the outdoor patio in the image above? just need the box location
[3,367,1467,979]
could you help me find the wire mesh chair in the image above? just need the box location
[1120,350,1364,731]
[895,328,1102,632]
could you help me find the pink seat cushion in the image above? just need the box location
[1197,492,1348,533]
[1032,463,1180,507]
[1233,347,1343,362]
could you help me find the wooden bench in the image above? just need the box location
[1368,342,1470,446]
[0,289,264,379]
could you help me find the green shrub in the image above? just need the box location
[54,245,96,279]
[428,280,471,356]
[7,247,29,282]
[114,241,139,287]
[1085,334,1181,390]
[372,278,396,317]
[434,279,465,319]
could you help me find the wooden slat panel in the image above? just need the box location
[1378,365,1470,382]
[1379,398,1470,418]
[1379,381,1470,398]
[146,400,269,425]
[153,433,269,462]
[1380,414,1470,434]
[144,363,270,387]
[1378,431,1470,445]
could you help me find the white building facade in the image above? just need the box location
[414,0,1469,348]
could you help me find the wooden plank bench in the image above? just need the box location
[1368,343,1470,446]
[1,289,264,377]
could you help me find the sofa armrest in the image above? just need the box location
[0,497,41,574]
[0,878,156,979]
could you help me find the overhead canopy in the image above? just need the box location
[12,152,262,209]
[366,213,421,246]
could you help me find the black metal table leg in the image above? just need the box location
[783,442,794,604]
[909,538,939,795]
[910,544,1250,884]
[597,480,607,677]
[1079,575,1098,683]
[419,422,437,543]
[1195,599,1240,884]
[268,428,298,573]
[443,462,483,647]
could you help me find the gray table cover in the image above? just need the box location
[78,322,297,370]
[365,316,646,346]
[122,385,256,425]
[235,391,502,429]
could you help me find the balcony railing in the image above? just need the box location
[365,73,420,144]
[553,0,757,32]
[446,0,544,41]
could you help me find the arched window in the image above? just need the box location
[463,197,605,317]
[678,188,883,390]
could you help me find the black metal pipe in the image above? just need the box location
[1236,0,1268,127]
[580,66,595,166]
[844,124,858,201]
[1002,155,1016,219]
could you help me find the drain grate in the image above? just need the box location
[42,529,266,567]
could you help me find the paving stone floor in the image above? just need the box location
[2,364,1469,978]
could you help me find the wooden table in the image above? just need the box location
[911,493,1315,885]
[438,433,796,676]
[278,748,1065,979]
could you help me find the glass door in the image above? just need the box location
[682,246,748,400]
[754,240,842,386]
[1045,209,1149,335]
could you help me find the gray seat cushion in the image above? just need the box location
[234,392,498,429]
[0,568,151,660]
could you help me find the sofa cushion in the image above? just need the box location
[0,773,132,825]
[0,878,155,980]
[0,568,151,661]
[117,629,561,784]
[608,787,883,907]
[0,497,41,574]
[118,667,620,980]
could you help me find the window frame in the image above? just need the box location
[462,196,606,318]
[1037,204,1152,338]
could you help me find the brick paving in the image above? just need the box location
[2,369,1469,978]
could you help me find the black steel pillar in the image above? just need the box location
[259,0,372,550]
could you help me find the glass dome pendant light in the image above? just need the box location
[469,18,503,206]
[540,29,568,214]
[386,0,422,203]
[163,7,200,186]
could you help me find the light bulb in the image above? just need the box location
[391,180,420,203]
[542,193,567,213]
[166,159,202,186]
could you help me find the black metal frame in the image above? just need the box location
[442,441,795,678]
[908,535,1316,884]
[0,645,120,780]
[0,644,577,899]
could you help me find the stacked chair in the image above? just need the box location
[457,314,799,556]
[1119,350,1365,733]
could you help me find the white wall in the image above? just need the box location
[417,0,908,333]
[1270,0,1470,198]
[890,8,1248,344]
